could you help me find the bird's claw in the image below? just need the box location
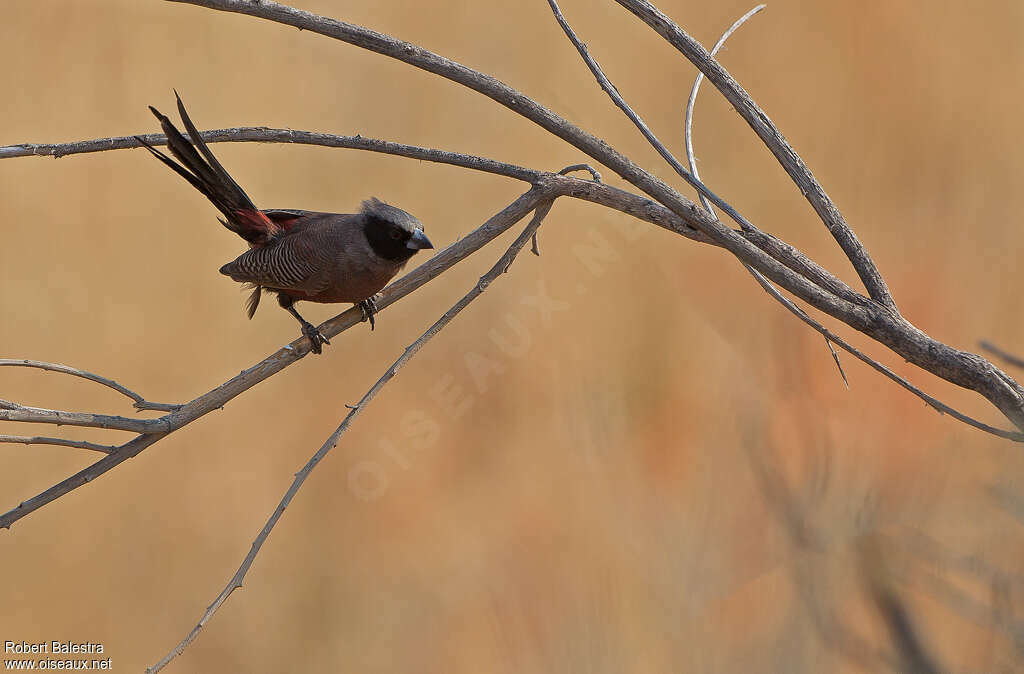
[358,297,378,331]
[300,321,330,354]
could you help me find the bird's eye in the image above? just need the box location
[390,230,403,240]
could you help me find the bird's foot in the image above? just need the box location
[300,321,330,354]
[358,297,378,331]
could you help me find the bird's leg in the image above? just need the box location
[358,297,378,331]
[278,295,330,354]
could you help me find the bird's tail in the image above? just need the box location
[135,92,280,245]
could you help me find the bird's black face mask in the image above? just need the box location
[364,214,433,262]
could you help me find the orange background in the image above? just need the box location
[2,1,1023,671]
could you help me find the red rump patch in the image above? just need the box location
[264,211,303,231]
[234,209,282,241]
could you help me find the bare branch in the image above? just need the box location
[613,0,897,312]
[683,4,766,216]
[679,5,1015,434]
[683,8,857,393]
[147,200,556,673]
[0,359,179,412]
[823,337,850,390]
[546,0,753,233]
[0,435,116,454]
[0,127,542,184]
[545,0,874,318]
[0,403,168,434]
[743,266,1024,441]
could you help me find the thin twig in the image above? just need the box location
[0,435,116,454]
[743,265,1024,441]
[545,0,870,313]
[0,359,179,412]
[530,162,602,255]
[0,128,542,183]
[613,0,898,312]
[0,404,168,434]
[547,0,754,232]
[682,6,849,390]
[823,337,850,390]
[683,4,766,216]
[147,200,555,673]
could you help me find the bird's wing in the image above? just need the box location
[262,209,315,231]
[219,230,335,294]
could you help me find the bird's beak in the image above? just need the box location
[407,229,434,250]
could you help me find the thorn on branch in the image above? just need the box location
[824,336,849,390]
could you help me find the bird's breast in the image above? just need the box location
[293,257,406,304]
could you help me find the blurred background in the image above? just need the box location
[2,0,1024,671]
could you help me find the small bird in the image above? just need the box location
[136,93,434,354]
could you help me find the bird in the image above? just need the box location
[135,93,434,354]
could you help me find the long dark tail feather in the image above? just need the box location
[172,91,255,215]
[135,135,213,201]
[244,284,262,319]
[140,94,276,244]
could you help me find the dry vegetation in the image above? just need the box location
[2,0,1024,671]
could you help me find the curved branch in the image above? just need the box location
[613,0,897,312]
[0,359,179,412]
[684,3,766,216]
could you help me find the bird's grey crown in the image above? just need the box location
[361,197,423,234]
